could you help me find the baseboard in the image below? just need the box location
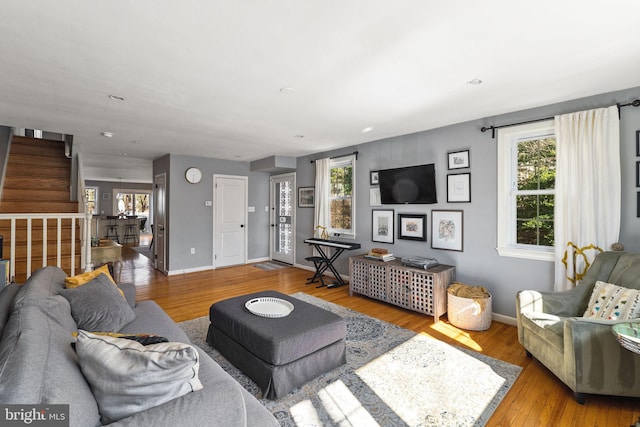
[166,265,214,276]
[493,312,517,326]
[248,257,269,264]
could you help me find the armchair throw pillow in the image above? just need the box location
[583,281,640,320]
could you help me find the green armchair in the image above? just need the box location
[516,251,640,403]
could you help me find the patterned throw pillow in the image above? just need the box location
[583,281,640,320]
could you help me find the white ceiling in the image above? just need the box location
[1,1,640,182]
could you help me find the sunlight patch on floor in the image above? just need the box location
[428,321,483,351]
[289,399,322,426]
[318,380,380,427]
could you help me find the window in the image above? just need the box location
[113,190,150,218]
[85,187,98,215]
[329,155,356,238]
[497,120,556,261]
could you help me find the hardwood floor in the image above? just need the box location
[120,246,639,427]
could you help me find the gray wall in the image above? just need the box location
[295,86,640,318]
[153,154,270,272]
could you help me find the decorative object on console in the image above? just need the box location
[298,187,315,208]
[431,210,464,251]
[364,248,395,262]
[398,213,426,241]
[372,209,394,243]
[447,173,471,203]
[447,149,470,169]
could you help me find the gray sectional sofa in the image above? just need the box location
[0,266,278,426]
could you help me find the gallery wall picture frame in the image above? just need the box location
[637,192,640,218]
[398,213,427,241]
[431,209,464,252]
[298,187,315,208]
[448,149,470,170]
[372,209,394,244]
[636,130,640,157]
[447,173,471,203]
[370,170,379,185]
[637,161,640,188]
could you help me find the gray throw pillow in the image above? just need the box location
[75,330,203,424]
[59,274,135,331]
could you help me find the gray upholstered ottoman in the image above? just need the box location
[206,290,346,399]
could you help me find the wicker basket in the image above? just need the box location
[447,292,492,331]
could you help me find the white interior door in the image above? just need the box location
[153,173,166,273]
[214,175,247,267]
[270,173,295,264]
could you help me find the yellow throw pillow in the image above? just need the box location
[65,264,115,288]
[65,264,124,298]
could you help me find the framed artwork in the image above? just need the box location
[431,210,464,251]
[370,170,379,185]
[447,173,471,202]
[369,187,381,206]
[638,192,640,218]
[398,213,426,241]
[448,149,470,169]
[636,130,640,157]
[298,187,315,208]
[372,209,394,243]
[637,161,640,188]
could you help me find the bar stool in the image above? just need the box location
[123,216,139,246]
[105,216,120,243]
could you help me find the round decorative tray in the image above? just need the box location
[612,323,640,355]
[245,297,294,318]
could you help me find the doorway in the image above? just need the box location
[213,174,248,268]
[153,173,166,273]
[270,173,295,265]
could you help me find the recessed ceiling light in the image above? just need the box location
[279,87,296,94]
[119,152,128,156]
[467,79,483,85]
[108,94,125,101]
[362,126,374,133]
[294,135,304,138]
[101,131,114,138]
[130,140,141,145]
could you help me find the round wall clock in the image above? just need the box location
[185,167,202,184]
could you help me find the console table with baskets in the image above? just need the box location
[348,255,456,323]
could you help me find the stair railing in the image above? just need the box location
[0,212,93,282]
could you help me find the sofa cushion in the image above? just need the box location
[75,330,203,424]
[520,312,565,353]
[0,296,101,426]
[11,266,67,309]
[59,274,135,331]
[583,281,640,320]
[0,283,20,339]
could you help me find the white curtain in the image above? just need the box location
[554,106,620,291]
[314,158,331,239]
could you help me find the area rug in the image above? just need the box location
[179,293,521,427]
[253,261,290,271]
[131,245,153,260]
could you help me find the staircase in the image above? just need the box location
[0,136,85,282]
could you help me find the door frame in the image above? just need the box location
[269,172,296,264]
[212,174,248,268]
[153,172,167,274]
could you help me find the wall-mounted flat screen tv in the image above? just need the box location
[378,163,437,204]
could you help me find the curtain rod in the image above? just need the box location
[309,151,358,163]
[480,99,640,138]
